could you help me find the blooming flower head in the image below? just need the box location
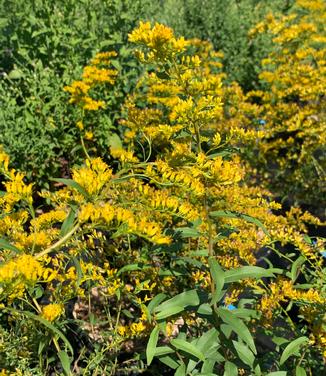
[128,21,188,61]
[41,303,64,322]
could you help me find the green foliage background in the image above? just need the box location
[0,0,294,189]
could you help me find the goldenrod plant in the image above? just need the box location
[0,18,325,376]
[247,0,326,212]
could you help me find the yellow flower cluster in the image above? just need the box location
[41,303,64,322]
[0,254,43,283]
[64,51,117,111]
[118,320,148,338]
[152,160,205,196]
[128,21,187,62]
[30,209,67,231]
[72,157,112,196]
[140,186,199,222]
[259,278,325,321]
[1,19,325,369]
[78,202,171,244]
[0,254,56,300]
[192,270,210,288]
[110,147,139,164]
[247,0,326,205]
[0,170,33,212]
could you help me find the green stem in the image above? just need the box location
[193,120,202,153]
[80,135,91,160]
[34,223,79,259]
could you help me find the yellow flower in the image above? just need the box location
[0,254,44,284]
[129,321,147,337]
[117,325,128,337]
[76,121,84,130]
[85,131,94,140]
[0,146,10,172]
[72,158,112,196]
[129,21,188,61]
[41,303,64,322]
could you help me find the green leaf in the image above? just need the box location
[31,285,44,299]
[224,266,276,283]
[108,133,122,150]
[155,289,200,316]
[208,257,224,305]
[156,305,185,320]
[72,257,83,288]
[147,326,160,365]
[19,311,73,356]
[0,238,21,253]
[232,340,255,367]
[201,358,217,374]
[51,178,89,198]
[272,336,289,347]
[266,372,287,376]
[170,338,205,361]
[295,366,307,376]
[254,364,262,376]
[158,355,180,369]
[280,336,309,365]
[176,227,201,238]
[8,69,24,79]
[209,210,269,235]
[60,208,76,237]
[117,263,143,275]
[291,256,305,282]
[196,328,220,353]
[197,303,213,315]
[175,363,186,376]
[148,293,167,314]
[58,350,71,376]
[221,324,233,339]
[223,361,238,376]
[189,249,209,257]
[187,357,199,374]
[233,308,258,320]
[122,309,134,319]
[179,256,204,269]
[217,308,256,354]
[154,346,174,356]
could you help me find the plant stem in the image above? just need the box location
[80,135,91,160]
[34,223,79,259]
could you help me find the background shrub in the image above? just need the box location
[0,0,159,188]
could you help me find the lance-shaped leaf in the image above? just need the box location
[170,338,205,361]
[146,326,160,365]
[154,289,200,320]
[208,257,224,305]
[217,308,256,354]
[224,266,277,283]
[0,238,20,253]
[280,336,309,365]
[60,207,76,237]
[51,178,89,198]
[232,340,255,367]
[209,210,268,235]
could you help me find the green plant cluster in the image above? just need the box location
[0,0,158,188]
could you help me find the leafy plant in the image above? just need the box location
[0,8,325,375]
